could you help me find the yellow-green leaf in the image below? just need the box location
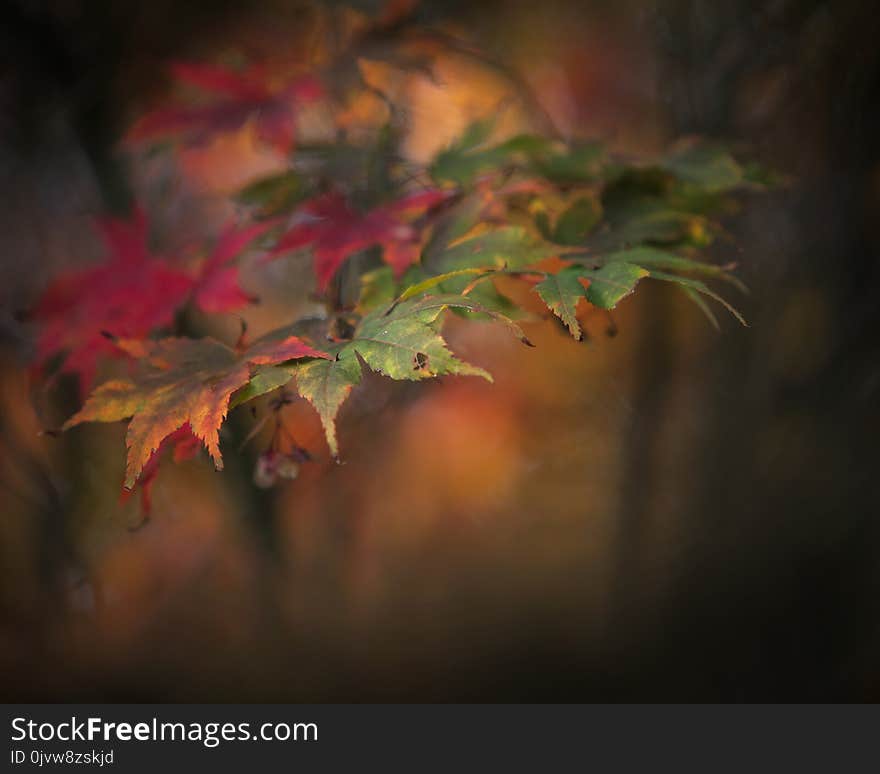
[581,262,649,309]
[534,268,587,339]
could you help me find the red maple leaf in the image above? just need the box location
[30,210,274,392]
[30,209,194,392]
[193,218,278,313]
[268,188,450,291]
[128,62,323,154]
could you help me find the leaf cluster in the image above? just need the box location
[32,18,769,503]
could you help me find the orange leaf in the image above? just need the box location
[63,335,329,489]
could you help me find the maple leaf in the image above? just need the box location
[268,189,450,291]
[534,269,588,340]
[192,218,278,313]
[30,211,275,392]
[533,263,647,339]
[284,293,530,457]
[534,247,746,339]
[62,335,330,489]
[128,62,323,154]
[430,224,566,272]
[124,425,202,516]
[429,121,607,186]
[29,209,196,392]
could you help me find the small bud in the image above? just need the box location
[253,450,279,489]
[253,448,306,488]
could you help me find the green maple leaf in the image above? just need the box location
[420,224,567,317]
[429,121,605,186]
[352,309,491,381]
[430,124,555,186]
[534,268,589,340]
[597,248,746,326]
[291,294,532,457]
[601,246,746,291]
[534,247,746,339]
[580,262,650,310]
[435,225,564,273]
[533,263,647,339]
[292,351,361,460]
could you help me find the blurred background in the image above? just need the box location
[1,0,879,701]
